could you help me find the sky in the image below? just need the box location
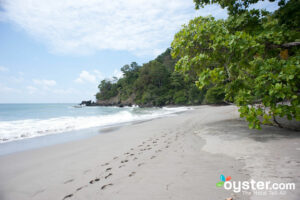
[0,0,279,103]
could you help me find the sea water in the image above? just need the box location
[0,104,189,144]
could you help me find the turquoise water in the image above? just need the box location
[0,104,188,143]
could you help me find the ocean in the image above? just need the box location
[0,104,189,145]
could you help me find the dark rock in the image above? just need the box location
[80,100,92,106]
[80,100,99,106]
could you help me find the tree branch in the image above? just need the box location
[282,42,300,48]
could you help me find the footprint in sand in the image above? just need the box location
[32,189,45,197]
[76,185,87,191]
[113,156,118,160]
[101,163,109,166]
[121,159,128,163]
[119,165,125,168]
[138,163,144,167]
[63,179,74,184]
[105,173,112,179]
[62,194,73,200]
[129,172,136,177]
[89,178,100,184]
[133,157,138,160]
[101,183,113,190]
[106,167,112,172]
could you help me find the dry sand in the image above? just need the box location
[0,105,299,200]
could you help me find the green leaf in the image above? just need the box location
[170,14,300,130]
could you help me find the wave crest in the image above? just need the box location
[0,107,190,143]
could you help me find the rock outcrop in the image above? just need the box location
[96,94,135,107]
[80,100,97,106]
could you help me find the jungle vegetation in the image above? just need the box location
[171,0,299,128]
[96,49,206,106]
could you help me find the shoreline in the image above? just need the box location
[0,105,299,200]
[0,116,167,157]
[0,105,190,145]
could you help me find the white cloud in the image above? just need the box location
[75,69,123,84]
[33,79,57,87]
[94,70,104,80]
[0,66,8,72]
[26,86,37,94]
[1,0,227,56]
[112,69,123,79]
[0,83,15,92]
[75,70,98,83]
[52,88,78,95]
[11,76,24,83]
[10,72,24,83]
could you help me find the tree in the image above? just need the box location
[96,49,205,106]
[96,80,118,100]
[194,0,283,15]
[172,1,300,129]
[274,0,300,30]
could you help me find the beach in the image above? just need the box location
[0,105,299,200]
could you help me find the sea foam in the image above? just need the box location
[0,106,189,143]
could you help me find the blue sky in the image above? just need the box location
[0,0,279,103]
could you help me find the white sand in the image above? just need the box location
[0,105,299,200]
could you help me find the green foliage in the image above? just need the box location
[96,49,205,106]
[274,0,300,30]
[193,0,283,15]
[174,90,188,104]
[96,80,118,101]
[204,86,225,104]
[172,1,300,129]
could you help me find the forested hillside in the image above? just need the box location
[96,49,206,106]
